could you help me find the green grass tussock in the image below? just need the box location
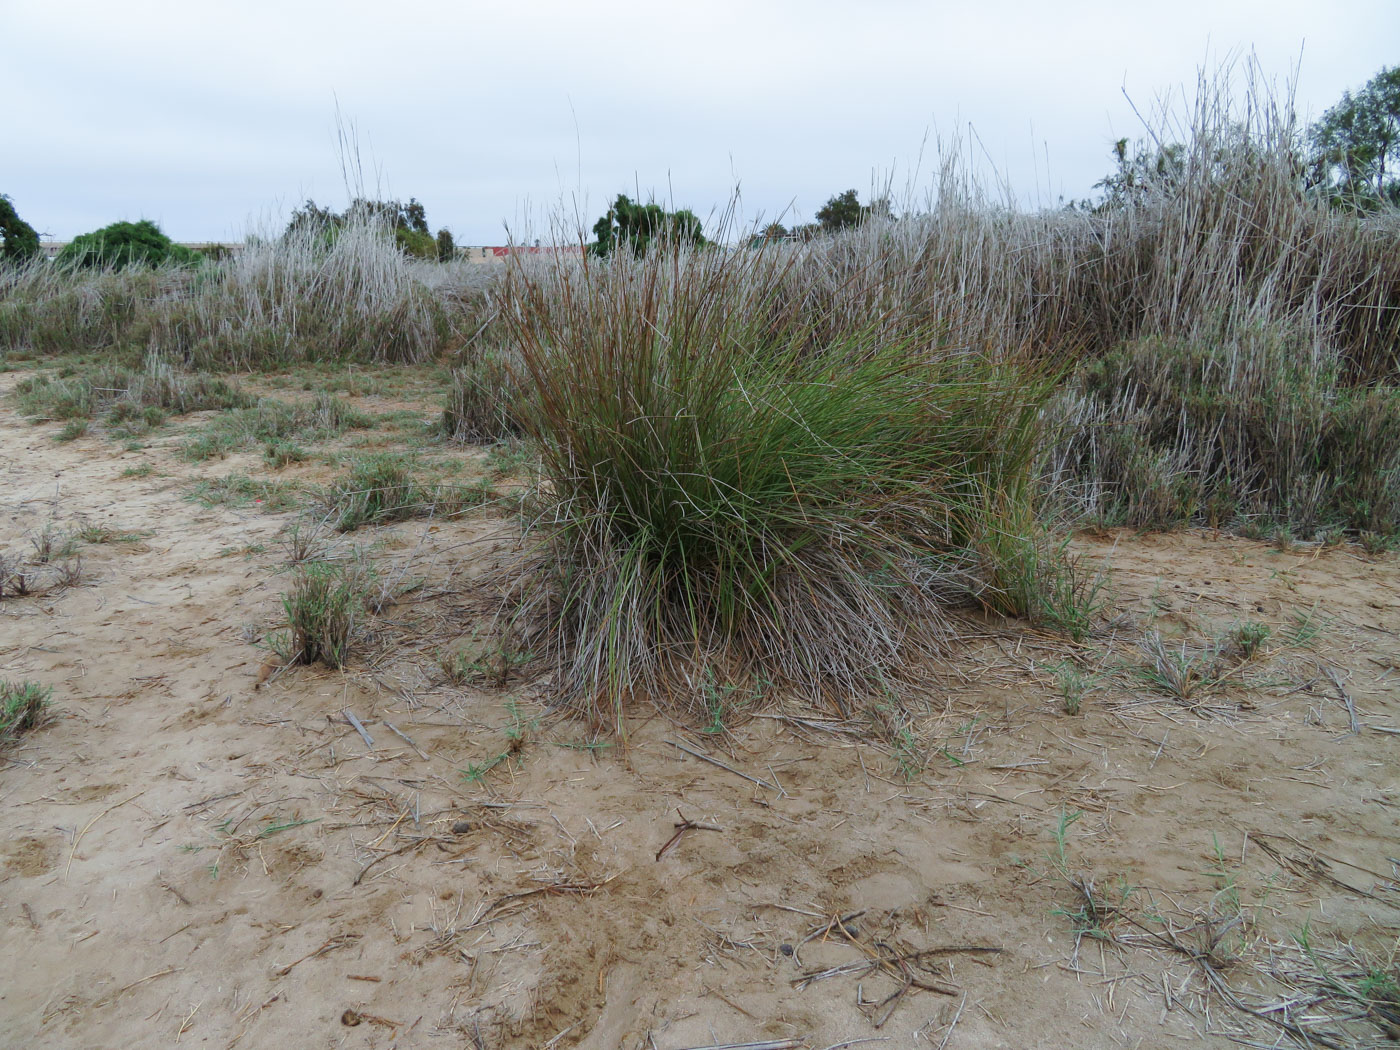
[323,455,427,531]
[502,244,1054,724]
[274,562,364,668]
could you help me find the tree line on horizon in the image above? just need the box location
[2,64,1396,267]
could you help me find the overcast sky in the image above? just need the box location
[5,1,1397,245]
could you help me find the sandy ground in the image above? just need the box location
[2,375,1399,1050]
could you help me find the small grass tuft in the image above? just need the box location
[1052,660,1094,715]
[272,561,364,668]
[323,455,424,531]
[441,352,523,444]
[1,680,51,744]
[56,419,88,442]
[438,634,534,688]
[263,439,308,469]
[1137,631,1226,702]
[1227,619,1271,660]
[1283,605,1325,647]
[75,523,143,545]
[279,519,330,566]
[1043,808,1131,942]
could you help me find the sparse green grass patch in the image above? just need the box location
[12,355,254,443]
[262,440,308,469]
[322,454,425,531]
[75,524,144,545]
[188,474,300,511]
[181,392,371,461]
[320,454,502,531]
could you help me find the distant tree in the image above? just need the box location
[816,189,863,231]
[402,198,429,236]
[1089,138,1187,209]
[435,227,456,262]
[813,190,893,232]
[285,199,343,238]
[394,228,438,260]
[746,221,790,248]
[283,197,447,258]
[1309,66,1400,208]
[864,196,895,223]
[0,194,40,262]
[590,194,707,256]
[57,219,201,270]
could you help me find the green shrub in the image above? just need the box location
[0,194,39,261]
[395,227,438,260]
[56,219,202,270]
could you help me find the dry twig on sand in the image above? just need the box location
[656,809,724,861]
[790,910,1001,1028]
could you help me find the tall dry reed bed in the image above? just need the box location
[703,76,1400,539]
[0,219,492,368]
[498,243,1053,725]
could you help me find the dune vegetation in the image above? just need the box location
[2,74,1397,726]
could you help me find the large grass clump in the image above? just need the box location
[502,245,1052,725]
